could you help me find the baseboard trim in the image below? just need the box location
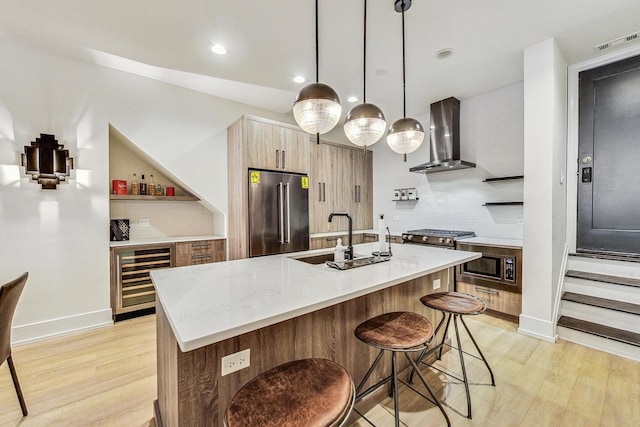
[11,308,113,346]
[518,314,557,342]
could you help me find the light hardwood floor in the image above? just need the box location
[1,314,638,426]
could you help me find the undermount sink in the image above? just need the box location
[291,252,366,265]
[291,252,390,270]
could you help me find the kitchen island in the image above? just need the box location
[152,242,481,426]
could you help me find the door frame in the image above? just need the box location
[566,43,640,253]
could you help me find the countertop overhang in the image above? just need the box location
[152,242,481,352]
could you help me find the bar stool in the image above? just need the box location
[224,358,355,427]
[354,311,451,427]
[410,292,495,419]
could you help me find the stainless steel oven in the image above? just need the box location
[455,242,522,293]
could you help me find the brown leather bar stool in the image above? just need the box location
[410,292,495,419]
[224,358,355,427]
[354,312,451,427]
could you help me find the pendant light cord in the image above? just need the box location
[315,0,319,83]
[363,0,367,103]
[401,0,406,118]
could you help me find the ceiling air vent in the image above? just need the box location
[594,31,640,52]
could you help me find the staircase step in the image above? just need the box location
[570,251,640,263]
[558,316,640,348]
[562,292,640,316]
[566,270,640,289]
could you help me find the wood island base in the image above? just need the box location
[155,268,452,426]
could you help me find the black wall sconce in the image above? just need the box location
[21,133,74,189]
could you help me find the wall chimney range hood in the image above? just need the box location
[409,97,476,174]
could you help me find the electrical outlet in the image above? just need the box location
[392,215,400,221]
[221,348,250,376]
[139,218,150,227]
[433,278,441,290]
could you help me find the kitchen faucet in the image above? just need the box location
[328,212,353,260]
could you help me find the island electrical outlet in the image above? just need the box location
[221,348,250,376]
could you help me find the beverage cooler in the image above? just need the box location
[111,243,174,318]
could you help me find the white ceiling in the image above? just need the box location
[2,0,640,121]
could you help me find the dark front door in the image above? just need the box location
[577,54,640,254]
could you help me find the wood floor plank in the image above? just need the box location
[0,311,638,426]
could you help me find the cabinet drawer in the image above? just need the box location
[175,240,226,266]
[456,281,521,318]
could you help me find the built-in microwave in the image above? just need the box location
[455,242,522,293]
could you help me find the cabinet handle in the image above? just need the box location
[276,149,280,168]
[322,182,326,202]
[281,150,286,169]
[116,254,122,308]
[319,183,322,202]
[358,185,361,202]
[475,287,499,295]
[191,242,210,249]
[326,236,339,242]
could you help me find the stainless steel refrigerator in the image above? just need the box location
[248,169,310,257]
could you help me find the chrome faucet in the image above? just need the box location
[328,212,353,260]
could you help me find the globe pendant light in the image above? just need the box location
[344,0,386,147]
[387,0,425,158]
[293,0,342,135]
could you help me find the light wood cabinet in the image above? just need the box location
[228,116,311,260]
[246,118,310,173]
[309,141,373,233]
[175,239,226,267]
[456,281,521,320]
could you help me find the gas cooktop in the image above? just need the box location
[402,229,476,247]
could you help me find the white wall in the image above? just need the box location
[520,38,567,341]
[0,36,294,343]
[371,82,524,238]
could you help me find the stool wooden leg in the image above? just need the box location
[7,356,28,416]
[460,316,495,386]
[403,353,451,427]
[453,315,472,419]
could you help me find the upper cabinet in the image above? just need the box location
[246,118,310,173]
[309,141,373,233]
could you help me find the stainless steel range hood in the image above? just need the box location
[409,97,476,174]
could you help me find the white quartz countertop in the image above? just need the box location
[459,236,523,248]
[151,242,481,352]
[109,234,224,247]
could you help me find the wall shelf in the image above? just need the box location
[483,202,524,206]
[483,175,524,182]
[392,198,419,201]
[110,195,200,202]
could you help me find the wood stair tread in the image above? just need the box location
[562,292,640,316]
[557,316,640,347]
[566,270,640,289]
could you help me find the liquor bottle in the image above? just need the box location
[140,174,147,195]
[148,174,156,196]
[131,173,139,195]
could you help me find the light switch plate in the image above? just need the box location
[433,278,441,290]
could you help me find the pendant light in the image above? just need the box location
[344,0,386,147]
[386,0,425,158]
[293,0,342,135]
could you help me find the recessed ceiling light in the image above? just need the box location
[210,43,227,55]
[294,75,306,83]
[347,96,358,103]
[435,48,454,59]
[375,69,387,76]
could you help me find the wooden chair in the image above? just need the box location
[1,272,29,416]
